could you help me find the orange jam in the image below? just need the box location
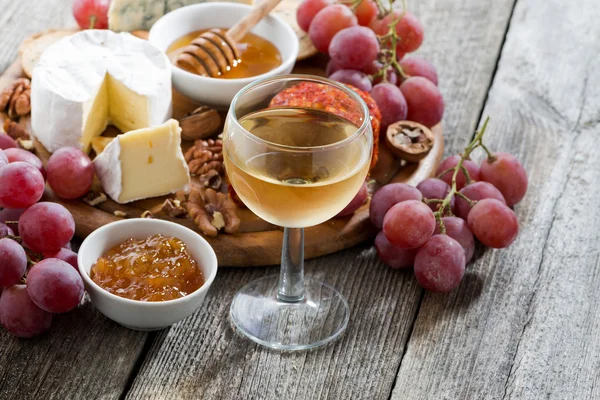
[167,29,282,79]
[90,234,204,302]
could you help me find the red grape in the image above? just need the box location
[369,12,424,53]
[370,83,408,131]
[0,238,27,287]
[370,183,422,229]
[414,235,465,293]
[0,162,45,209]
[27,258,84,313]
[72,0,110,29]
[0,133,17,150]
[47,147,94,199]
[468,198,519,248]
[326,59,343,76]
[3,148,46,178]
[354,0,377,26]
[436,155,480,190]
[44,248,79,270]
[479,152,528,206]
[375,231,417,269]
[0,208,26,232]
[329,70,373,92]
[0,222,14,239]
[336,181,368,217]
[0,149,8,169]
[383,200,435,249]
[399,56,438,85]
[0,285,52,338]
[416,178,455,212]
[455,181,505,220]
[297,0,333,32]
[399,76,444,128]
[19,202,75,253]
[309,5,358,54]
[433,217,475,263]
[329,26,379,70]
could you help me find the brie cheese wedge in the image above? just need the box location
[31,30,172,153]
[93,119,190,204]
[109,0,253,32]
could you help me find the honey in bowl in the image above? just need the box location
[90,234,205,302]
[167,29,282,79]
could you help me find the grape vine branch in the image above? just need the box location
[433,116,491,234]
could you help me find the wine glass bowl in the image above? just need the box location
[224,75,373,350]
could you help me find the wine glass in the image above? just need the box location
[223,75,373,350]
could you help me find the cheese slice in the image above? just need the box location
[31,30,172,153]
[109,0,253,32]
[91,136,115,155]
[93,119,190,204]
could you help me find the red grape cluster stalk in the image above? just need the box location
[0,145,94,338]
[298,0,444,131]
[372,117,528,292]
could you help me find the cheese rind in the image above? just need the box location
[109,0,253,32]
[93,119,190,204]
[31,30,172,153]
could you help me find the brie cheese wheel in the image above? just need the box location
[93,119,190,204]
[109,0,253,32]
[31,30,172,153]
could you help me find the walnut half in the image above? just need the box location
[186,187,240,237]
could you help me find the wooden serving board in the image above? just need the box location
[0,50,443,268]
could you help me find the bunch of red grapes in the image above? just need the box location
[371,119,528,292]
[0,140,95,337]
[297,0,443,131]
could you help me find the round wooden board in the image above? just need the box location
[1,42,443,268]
[273,0,319,60]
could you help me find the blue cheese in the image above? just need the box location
[109,0,253,32]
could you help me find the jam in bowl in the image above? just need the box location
[78,219,218,331]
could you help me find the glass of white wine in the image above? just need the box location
[224,75,373,350]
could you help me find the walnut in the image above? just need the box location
[385,121,434,163]
[141,210,154,218]
[184,138,224,189]
[16,139,34,151]
[186,187,240,237]
[156,198,187,218]
[3,119,29,140]
[179,106,221,140]
[197,169,222,190]
[82,191,107,207]
[0,78,31,118]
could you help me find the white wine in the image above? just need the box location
[224,107,371,228]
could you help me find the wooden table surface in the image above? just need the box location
[2,0,599,399]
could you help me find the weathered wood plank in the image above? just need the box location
[392,0,600,398]
[123,0,517,398]
[0,2,149,400]
[0,0,76,73]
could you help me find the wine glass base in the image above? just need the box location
[230,275,350,351]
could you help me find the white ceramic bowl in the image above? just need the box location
[78,219,218,331]
[148,3,299,108]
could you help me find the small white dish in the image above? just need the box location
[78,218,218,331]
[149,3,299,108]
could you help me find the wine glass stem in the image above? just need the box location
[278,227,305,303]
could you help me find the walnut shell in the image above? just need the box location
[385,121,435,163]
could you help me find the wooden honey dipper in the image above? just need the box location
[175,0,282,77]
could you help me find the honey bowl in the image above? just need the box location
[78,219,218,331]
[149,3,299,108]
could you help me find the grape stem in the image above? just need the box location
[370,0,411,83]
[433,116,491,232]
